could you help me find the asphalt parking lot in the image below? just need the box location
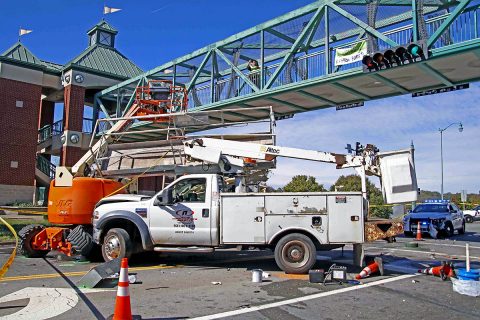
[0,223,479,320]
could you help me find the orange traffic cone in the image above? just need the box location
[418,262,452,281]
[415,221,423,241]
[355,257,384,280]
[112,258,132,320]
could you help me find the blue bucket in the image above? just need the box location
[457,268,480,281]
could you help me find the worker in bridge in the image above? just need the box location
[247,59,261,90]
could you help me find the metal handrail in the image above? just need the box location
[188,5,479,107]
[38,119,63,143]
[36,155,56,179]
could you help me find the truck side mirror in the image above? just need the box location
[155,189,173,206]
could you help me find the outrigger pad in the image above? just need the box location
[77,258,121,288]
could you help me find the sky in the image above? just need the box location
[0,0,479,194]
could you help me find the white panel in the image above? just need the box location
[264,194,327,215]
[327,194,363,243]
[379,150,418,204]
[221,195,265,244]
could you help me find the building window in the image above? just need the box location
[99,32,112,46]
[15,100,24,108]
[10,161,18,169]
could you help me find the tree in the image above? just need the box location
[283,175,326,192]
[330,174,390,218]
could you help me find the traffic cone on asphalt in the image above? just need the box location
[112,258,132,320]
[415,221,423,241]
[417,262,452,281]
[355,257,384,280]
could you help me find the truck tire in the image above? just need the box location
[18,224,49,258]
[67,225,94,257]
[274,233,316,274]
[101,228,133,262]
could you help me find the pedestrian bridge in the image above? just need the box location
[94,0,480,142]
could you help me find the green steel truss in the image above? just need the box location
[95,0,480,133]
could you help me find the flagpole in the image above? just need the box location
[103,1,106,20]
[18,26,21,42]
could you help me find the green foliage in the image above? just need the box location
[283,175,326,192]
[330,174,391,219]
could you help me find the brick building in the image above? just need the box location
[0,21,143,205]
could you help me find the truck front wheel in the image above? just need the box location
[101,228,133,262]
[274,233,316,274]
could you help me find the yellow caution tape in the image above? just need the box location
[0,217,18,278]
[0,207,47,215]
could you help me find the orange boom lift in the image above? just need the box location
[18,80,188,258]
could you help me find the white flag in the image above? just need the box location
[104,6,121,14]
[19,28,33,36]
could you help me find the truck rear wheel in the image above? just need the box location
[274,233,316,274]
[18,224,49,258]
[101,228,133,262]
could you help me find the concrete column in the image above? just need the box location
[61,84,85,167]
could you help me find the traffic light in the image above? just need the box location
[362,41,428,72]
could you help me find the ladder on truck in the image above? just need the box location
[61,105,277,185]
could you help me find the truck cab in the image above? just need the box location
[403,199,466,238]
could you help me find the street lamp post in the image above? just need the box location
[439,122,463,200]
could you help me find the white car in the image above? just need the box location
[463,205,480,223]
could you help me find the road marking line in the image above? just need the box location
[0,264,181,282]
[394,240,480,250]
[0,287,109,320]
[367,246,480,261]
[190,274,417,320]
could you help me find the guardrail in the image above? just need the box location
[36,155,56,179]
[38,118,96,144]
[38,120,63,144]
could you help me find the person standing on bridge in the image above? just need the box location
[247,59,261,90]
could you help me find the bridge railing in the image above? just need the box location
[36,155,56,179]
[95,1,480,119]
[190,5,479,107]
[38,119,63,144]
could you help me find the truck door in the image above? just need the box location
[149,177,212,246]
[327,194,364,243]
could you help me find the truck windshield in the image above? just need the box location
[413,204,449,213]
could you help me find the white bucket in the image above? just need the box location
[252,269,263,283]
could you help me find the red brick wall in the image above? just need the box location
[138,176,172,194]
[61,84,85,166]
[0,78,42,186]
[38,100,55,129]
[63,84,85,131]
[61,146,85,168]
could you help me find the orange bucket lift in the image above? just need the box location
[134,80,188,122]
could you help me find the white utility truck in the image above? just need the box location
[92,138,417,273]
